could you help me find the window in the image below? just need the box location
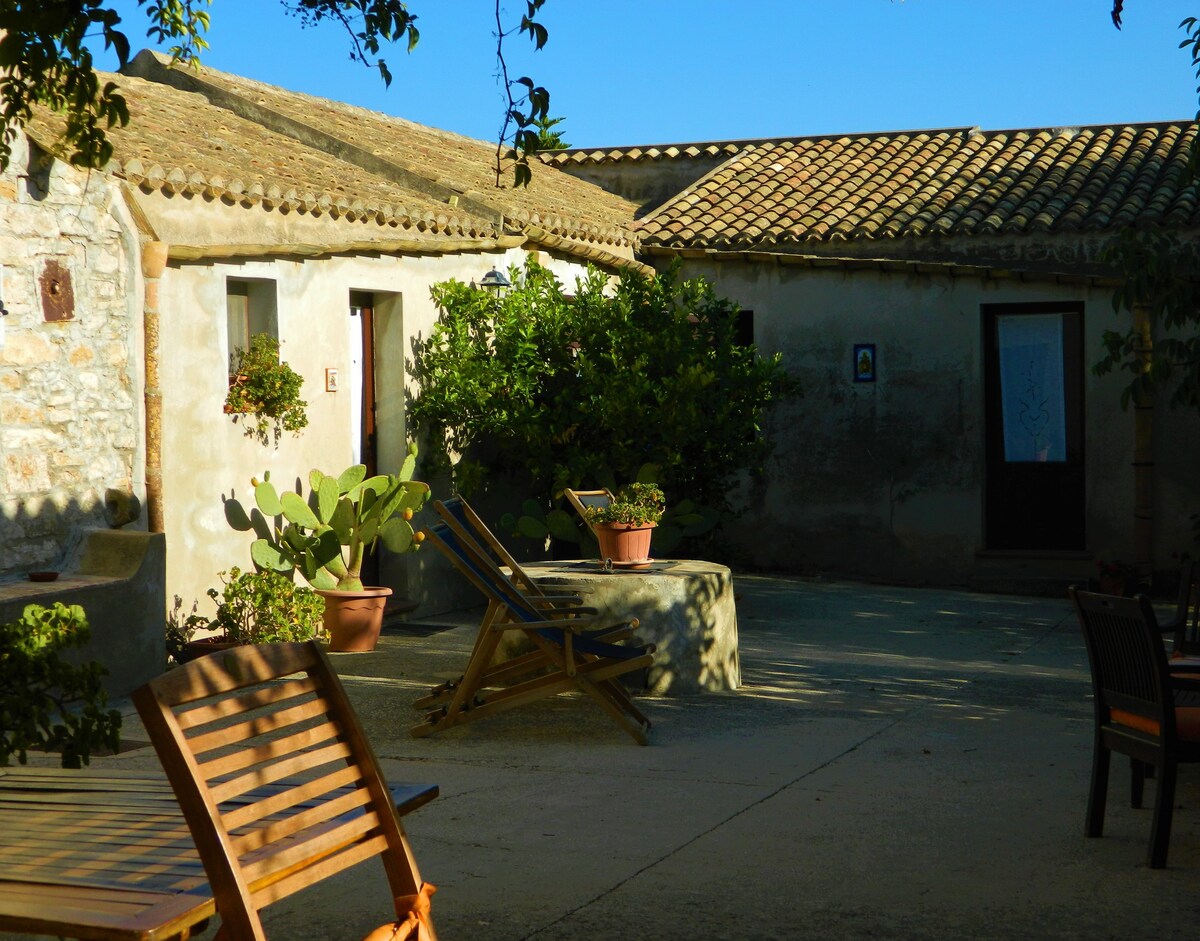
[226,278,278,374]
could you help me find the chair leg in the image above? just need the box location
[1131,759,1146,809]
[1148,755,1178,869]
[1086,741,1110,838]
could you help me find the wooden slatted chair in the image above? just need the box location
[134,641,437,940]
[1071,587,1200,868]
[1160,559,1200,658]
[412,518,655,744]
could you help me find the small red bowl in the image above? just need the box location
[27,571,59,582]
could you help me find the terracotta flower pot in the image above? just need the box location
[180,637,244,663]
[593,521,655,564]
[316,586,393,652]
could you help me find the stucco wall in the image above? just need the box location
[667,258,1200,585]
[157,240,595,617]
[0,136,144,577]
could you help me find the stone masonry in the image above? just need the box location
[0,134,140,576]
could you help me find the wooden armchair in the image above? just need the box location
[1160,559,1200,658]
[134,641,437,940]
[1071,587,1200,868]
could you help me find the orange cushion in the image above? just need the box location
[1110,707,1200,741]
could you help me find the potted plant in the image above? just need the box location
[1096,557,1136,596]
[224,441,431,651]
[583,482,666,565]
[178,567,326,661]
[225,333,308,448]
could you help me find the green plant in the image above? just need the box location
[201,567,326,644]
[585,483,666,527]
[225,441,431,591]
[0,603,122,767]
[165,594,205,666]
[225,333,309,448]
[411,260,798,541]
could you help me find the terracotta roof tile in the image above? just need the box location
[26,54,639,255]
[637,123,1200,250]
[155,55,638,248]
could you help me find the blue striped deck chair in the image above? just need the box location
[412,515,655,744]
[430,496,647,720]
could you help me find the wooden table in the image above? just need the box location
[0,765,437,940]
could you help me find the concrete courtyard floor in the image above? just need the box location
[14,574,1200,941]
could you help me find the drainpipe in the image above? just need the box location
[1132,301,1154,587]
[141,242,169,532]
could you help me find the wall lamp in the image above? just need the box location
[479,268,511,296]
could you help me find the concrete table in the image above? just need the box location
[523,559,740,695]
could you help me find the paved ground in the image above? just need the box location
[11,575,1200,940]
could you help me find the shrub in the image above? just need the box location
[411,260,798,526]
[203,567,326,644]
[0,603,122,767]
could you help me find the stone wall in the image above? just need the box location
[0,135,143,576]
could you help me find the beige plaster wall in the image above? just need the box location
[157,241,594,616]
[0,136,145,577]
[669,258,1200,585]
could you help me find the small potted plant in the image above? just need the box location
[1096,557,1136,596]
[224,441,431,651]
[583,482,666,565]
[225,333,308,448]
[179,567,326,661]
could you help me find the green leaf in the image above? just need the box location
[545,509,581,543]
[315,474,340,523]
[329,498,356,541]
[251,539,292,573]
[515,515,548,539]
[337,464,368,493]
[280,491,321,529]
[255,479,283,518]
[379,517,415,553]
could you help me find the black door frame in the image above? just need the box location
[982,301,1086,551]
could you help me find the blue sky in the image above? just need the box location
[100,1,1200,148]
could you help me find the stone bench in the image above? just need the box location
[524,559,740,695]
[0,529,166,696]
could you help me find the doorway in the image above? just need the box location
[982,302,1085,550]
[348,291,378,477]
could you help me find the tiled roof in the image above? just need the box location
[127,53,638,250]
[26,75,498,240]
[635,123,1200,250]
[24,54,640,258]
[542,141,750,167]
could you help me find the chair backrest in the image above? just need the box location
[564,489,614,527]
[1171,559,1200,653]
[1070,587,1174,740]
[436,497,540,594]
[423,519,546,626]
[133,641,428,941]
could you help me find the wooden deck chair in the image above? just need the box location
[412,519,655,744]
[134,641,437,940]
[428,497,649,730]
[564,488,615,530]
[435,495,592,599]
[1071,587,1200,868]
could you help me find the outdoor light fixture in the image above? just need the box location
[479,268,511,295]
